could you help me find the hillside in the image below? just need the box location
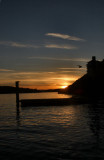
[60,56,104,97]
[64,74,104,96]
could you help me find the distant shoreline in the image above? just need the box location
[0,86,60,94]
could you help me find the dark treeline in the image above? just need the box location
[0,86,37,94]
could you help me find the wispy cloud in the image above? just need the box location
[60,71,78,73]
[58,67,86,70]
[0,70,81,89]
[45,33,85,41]
[0,41,40,48]
[45,44,77,50]
[12,71,55,76]
[29,56,89,62]
[0,69,14,72]
[51,77,76,81]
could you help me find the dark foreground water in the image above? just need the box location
[0,92,104,160]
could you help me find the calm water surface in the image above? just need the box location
[0,92,104,160]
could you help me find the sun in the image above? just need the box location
[61,85,68,89]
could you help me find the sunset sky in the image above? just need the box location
[0,0,104,89]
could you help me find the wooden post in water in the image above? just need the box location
[16,81,19,109]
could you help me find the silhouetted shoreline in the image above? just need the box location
[0,86,60,94]
[1,56,104,101]
[59,56,104,98]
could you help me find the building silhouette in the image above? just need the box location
[87,56,104,77]
[61,56,104,96]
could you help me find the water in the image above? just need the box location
[0,92,104,160]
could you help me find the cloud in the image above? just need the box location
[0,70,82,89]
[59,71,78,73]
[51,77,76,81]
[29,56,89,62]
[0,0,2,3]
[0,40,79,50]
[0,69,14,72]
[58,67,86,70]
[0,40,75,50]
[0,41,40,48]
[45,33,85,41]
[12,71,55,76]
[45,44,77,50]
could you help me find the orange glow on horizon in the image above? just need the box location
[20,85,61,90]
[20,84,69,90]
[20,80,71,90]
[0,74,80,90]
[61,85,68,89]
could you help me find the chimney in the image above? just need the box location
[92,56,96,61]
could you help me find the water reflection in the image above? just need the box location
[16,100,21,128]
[15,92,71,127]
[20,92,71,99]
[88,103,104,145]
[1,93,104,159]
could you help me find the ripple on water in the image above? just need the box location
[0,93,104,159]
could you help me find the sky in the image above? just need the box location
[0,0,104,89]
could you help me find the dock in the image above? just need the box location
[20,97,90,107]
[20,98,71,107]
[15,82,89,108]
